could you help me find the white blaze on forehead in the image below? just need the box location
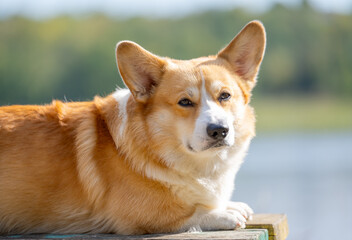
[188,69,235,153]
[199,69,228,125]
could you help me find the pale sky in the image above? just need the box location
[0,0,351,19]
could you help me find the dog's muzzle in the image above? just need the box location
[187,123,231,152]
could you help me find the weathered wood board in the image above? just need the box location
[0,214,288,240]
[0,229,268,240]
[246,214,288,240]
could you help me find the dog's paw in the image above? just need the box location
[227,201,254,221]
[199,209,247,230]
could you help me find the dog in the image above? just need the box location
[0,20,266,235]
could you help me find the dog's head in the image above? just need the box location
[116,21,266,163]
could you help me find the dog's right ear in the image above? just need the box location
[116,41,165,103]
[218,21,266,91]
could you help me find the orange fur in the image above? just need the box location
[0,21,265,235]
[0,98,195,234]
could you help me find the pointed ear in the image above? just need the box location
[218,21,266,90]
[116,41,165,103]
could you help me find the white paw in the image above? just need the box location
[199,209,247,230]
[227,201,254,221]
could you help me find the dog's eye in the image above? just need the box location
[219,92,231,102]
[178,98,194,107]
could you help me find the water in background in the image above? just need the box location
[231,132,352,240]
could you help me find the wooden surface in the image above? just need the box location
[0,214,288,240]
[246,214,289,240]
[0,230,268,240]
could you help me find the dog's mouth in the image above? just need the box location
[187,144,195,152]
[206,140,229,149]
[187,140,229,152]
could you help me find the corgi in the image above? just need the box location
[0,21,266,235]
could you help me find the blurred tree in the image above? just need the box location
[0,3,351,105]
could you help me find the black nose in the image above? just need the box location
[206,124,229,140]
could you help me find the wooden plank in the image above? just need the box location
[0,229,268,240]
[1,213,289,240]
[246,214,288,240]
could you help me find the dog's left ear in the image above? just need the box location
[218,21,266,90]
[116,41,165,103]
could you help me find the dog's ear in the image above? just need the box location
[218,21,266,90]
[116,41,165,103]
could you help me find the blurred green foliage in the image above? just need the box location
[0,3,352,106]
